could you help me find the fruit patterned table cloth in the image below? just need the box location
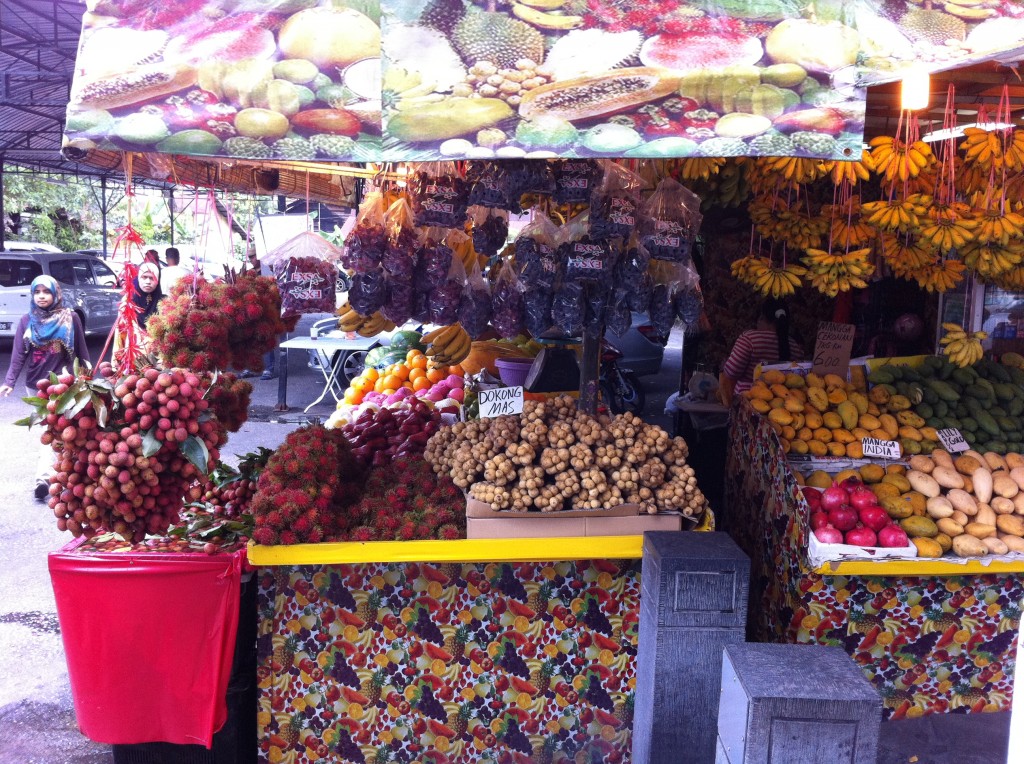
[726,398,1023,719]
[256,559,639,763]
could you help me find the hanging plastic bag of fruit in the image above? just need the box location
[383,196,418,279]
[552,279,585,337]
[471,207,510,258]
[604,287,632,337]
[381,273,414,326]
[411,161,470,228]
[458,258,492,339]
[524,289,554,338]
[467,161,515,209]
[648,259,681,337]
[490,261,526,339]
[584,282,610,333]
[552,158,604,204]
[429,252,467,326]
[589,161,646,241]
[638,176,703,262]
[673,259,705,326]
[559,212,619,285]
[349,267,387,317]
[264,231,343,317]
[506,158,556,200]
[415,228,454,289]
[342,190,387,273]
[516,212,562,292]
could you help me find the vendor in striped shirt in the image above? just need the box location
[719,299,804,405]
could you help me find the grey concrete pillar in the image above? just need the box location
[716,643,882,764]
[632,531,751,764]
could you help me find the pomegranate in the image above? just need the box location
[827,505,858,532]
[820,484,850,512]
[844,526,878,547]
[849,485,881,511]
[858,505,890,533]
[878,525,910,549]
[813,525,844,544]
[810,511,830,531]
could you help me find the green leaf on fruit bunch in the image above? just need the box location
[54,384,81,414]
[87,376,114,394]
[180,435,210,475]
[22,395,46,407]
[49,372,59,384]
[90,394,109,429]
[66,389,93,419]
[202,370,220,399]
[142,427,161,457]
[13,411,41,428]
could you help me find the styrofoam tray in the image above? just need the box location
[808,529,918,567]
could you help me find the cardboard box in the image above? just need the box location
[465,497,684,539]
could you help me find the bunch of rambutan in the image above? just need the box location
[205,372,252,433]
[148,272,297,374]
[344,456,465,542]
[250,424,366,545]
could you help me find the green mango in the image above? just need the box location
[951,367,978,387]
[933,399,949,418]
[994,383,1017,402]
[868,370,895,385]
[976,411,1001,437]
[927,379,961,402]
[916,402,934,419]
[960,417,978,433]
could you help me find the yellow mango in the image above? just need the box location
[804,409,824,429]
[784,372,806,388]
[879,414,900,439]
[837,400,859,430]
[805,372,825,388]
[748,383,773,401]
[827,388,849,405]
[826,441,847,457]
[750,398,772,414]
[768,408,794,426]
[823,373,847,388]
[859,463,885,483]
[790,439,809,454]
[822,411,843,429]
[832,429,856,444]
[813,427,833,443]
[899,425,923,441]
[762,369,785,385]
[808,439,827,456]
[858,413,881,431]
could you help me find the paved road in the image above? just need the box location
[0,318,683,761]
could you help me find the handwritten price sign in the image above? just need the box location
[937,428,969,453]
[861,437,902,459]
[478,386,524,418]
[811,321,855,378]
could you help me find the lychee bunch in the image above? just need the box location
[250,424,367,545]
[147,272,298,374]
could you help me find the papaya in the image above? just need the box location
[389,98,514,141]
[520,67,682,121]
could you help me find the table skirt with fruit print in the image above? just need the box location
[256,560,640,764]
[726,397,1023,719]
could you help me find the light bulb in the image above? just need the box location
[901,69,930,111]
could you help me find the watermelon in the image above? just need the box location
[639,33,764,71]
[389,329,424,353]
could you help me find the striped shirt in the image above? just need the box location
[723,329,804,393]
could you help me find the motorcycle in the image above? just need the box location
[600,337,645,415]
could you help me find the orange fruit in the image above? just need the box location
[382,374,402,390]
[427,369,445,384]
[381,388,396,396]
[403,382,413,390]
[394,365,410,381]
[363,367,379,382]
[406,348,421,362]
[448,364,464,376]
[409,367,426,382]
[413,377,430,391]
[410,354,427,370]
[374,378,385,392]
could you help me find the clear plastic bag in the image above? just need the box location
[552,158,603,204]
[467,161,516,209]
[589,161,646,241]
[349,267,387,316]
[524,289,553,338]
[649,282,675,336]
[415,229,454,289]
[411,162,470,228]
[273,255,339,317]
[672,259,704,325]
[341,191,387,273]
[605,288,632,337]
[551,280,585,337]
[515,213,562,292]
[381,273,414,326]
[429,254,466,326]
[506,159,555,198]
[382,197,418,279]
[638,176,703,262]
[627,270,653,314]
[458,259,492,339]
[584,283,609,332]
[560,218,618,285]
[490,262,525,339]
[471,208,510,258]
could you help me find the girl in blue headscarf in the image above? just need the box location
[1,276,90,499]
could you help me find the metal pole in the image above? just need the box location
[100,176,108,257]
[579,325,601,415]
[168,188,175,246]
[0,159,5,251]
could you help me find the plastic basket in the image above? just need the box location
[495,357,534,386]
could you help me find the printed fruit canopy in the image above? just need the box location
[64,0,1024,163]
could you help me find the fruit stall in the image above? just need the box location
[726,356,1024,720]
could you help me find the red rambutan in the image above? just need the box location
[279,530,298,545]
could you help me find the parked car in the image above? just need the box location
[0,251,120,339]
[1,241,61,253]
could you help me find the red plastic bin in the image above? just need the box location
[48,541,244,747]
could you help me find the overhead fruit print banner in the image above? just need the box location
[65,0,1024,162]
[65,0,383,162]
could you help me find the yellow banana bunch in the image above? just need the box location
[749,197,784,240]
[941,324,987,368]
[961,126,1005,171]
[961,240,1024,279]
[956,161,988,196]
[861,197,924,232]
[713,161,749,208]
[511,1,583,28]
[423,324,471,366]
[995,267,1024,290]
[801,248,874,297]
[751,263,807,298]
[753,156,828,186]
[730,255,768,283]
[337,302,366,332]
[913,258,966,293]
[774,209,829,250]
[917,205,978,253]
[1006,128,1024,172]
[975,206,1024,246]
[356,312,395,338]
[880,233,938,273]
[869,135,932,183]
[828,150,876,186]
[677,157,725,181]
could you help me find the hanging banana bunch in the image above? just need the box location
[751,263,807,298]
[828,150,876,186]
[749,195,784,240]
[974,203,1024,247]
[774,208,829,250]
[912,257,966,293]
[825,196,875,248]
[960,127,1007,172]
[751,156,829,187]
[801,248,874,297]
[861,195,928,233]
[940,323,988,368]
[917,202,978,253]
[869,135,932,183]
[961,240,1024,280]
[676,157,725,181]
[880,233,939,274]
[730,255,768,283]
[422,324,471,366]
